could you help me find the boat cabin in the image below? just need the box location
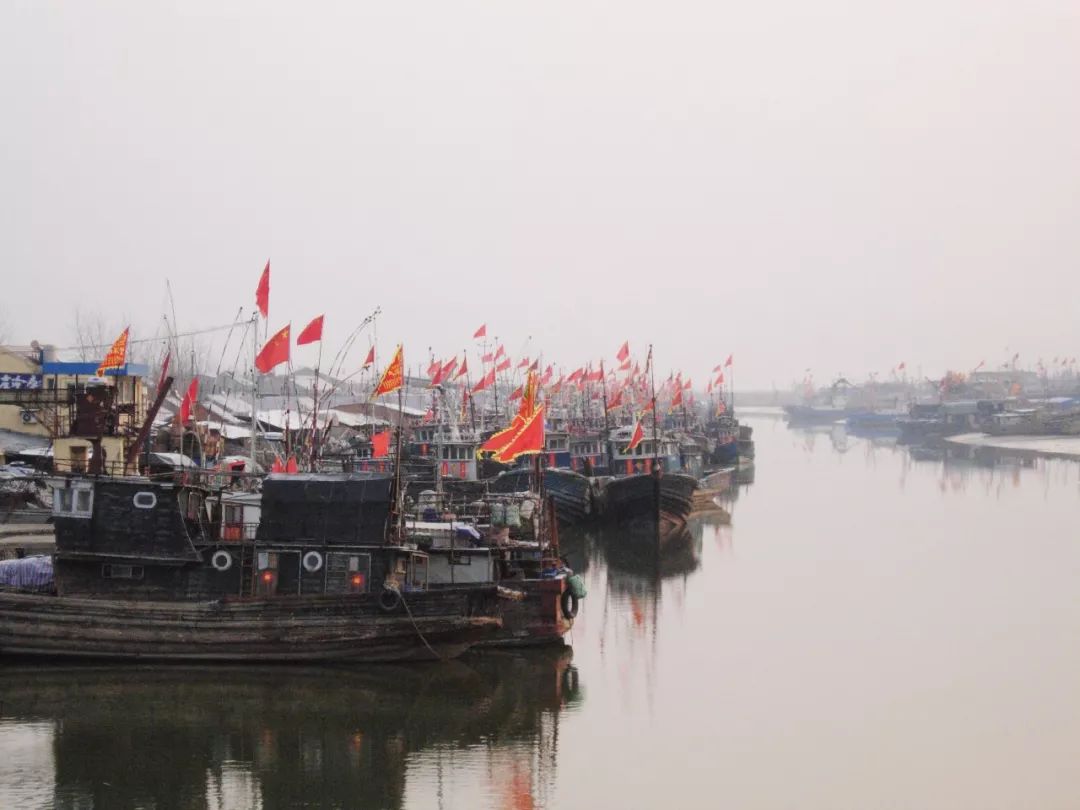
[606,426,682,476]
[48,471,427,601]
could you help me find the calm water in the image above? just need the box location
[3,411,1080,809]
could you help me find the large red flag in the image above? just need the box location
[624,419,644,453]
[372,345,405,398]
[255,261,270,318]
[96,327,130,377]
[371,430,391,458]
[616,341,630,363]
[481,415,524,453]
[494,404,545,463]
[297,315,324,345]
[179,378,199,424]
[473,324,487,339]
[472,368,496,393]
[255,324,291,373]
[363,346,375,368]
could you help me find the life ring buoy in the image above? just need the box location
[560,588,579,620]
[302,551,323,573]
[379,587,402,613]
[211,550,233,572]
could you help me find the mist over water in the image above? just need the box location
[3,412,1078,809]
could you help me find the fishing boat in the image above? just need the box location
[406,489,585,647]
[486,466,595,526]
[0,472,503,662]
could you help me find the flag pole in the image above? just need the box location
[250,313,258,469]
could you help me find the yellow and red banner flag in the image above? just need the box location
[96,327,130,377]
[494,404,546,463]
[372,345,404,398]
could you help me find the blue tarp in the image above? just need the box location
[0,555,54,592]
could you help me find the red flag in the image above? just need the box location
[481,353,494,363]
[179,378,199,424]
[427,359,442,377]
[897,361,906,371]
[495,345,506,359]
[508,386,523,401]
[713,364,723,372]
[441,357,458,380]
[473,324,487,339]
[606,389,624,411]
[481,415,525,453]
[255,261,270,318]
[517,357,530,369]
[371,430,391,458]
[494,404,545,463]
[271,456,284,473]
[472,368,496,393]
[540,365,553,385]
[724,354,733,367]
[285,456,299,473]
[96,327,130,377]
[496,358,511,372]
[157,351,172,391]
[683,378,692,390]
[297,315,324,345]
[670,388,683,410]
[625,419,644,452]
[618,359,631,371]
[567,368,584,383]
[372,345,405,398]
[422,408,434,424]
[363,346,375,368]
[716,372,725,385]
[616,341,630,363]
[642,399,655,414]
[255,324,291,373]
[455,357,469,379]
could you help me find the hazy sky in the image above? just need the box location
[2,1,1078,389]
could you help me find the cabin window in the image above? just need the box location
[53,483,93,518]
[133,492,157,510]
[101,564,144,580]
[224,505,243,524]
[449,551,471,565]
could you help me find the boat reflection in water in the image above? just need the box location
[0,648,581,810]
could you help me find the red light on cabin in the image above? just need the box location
[262,571,273,583]
[351,574,364,588]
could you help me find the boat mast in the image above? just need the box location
[249,314,258,467]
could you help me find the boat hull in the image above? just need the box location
[487,468,594,525]
[0,588,501,663]
[595,473,698,539]
[478,577,573,648]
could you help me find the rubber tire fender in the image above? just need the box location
[560,588,579,620]
[379,587,403,613]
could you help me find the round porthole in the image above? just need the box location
[302,551,324,573]
[211,550,233,572]
[133,492,157,509]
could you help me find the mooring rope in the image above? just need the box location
[395,588,446,662]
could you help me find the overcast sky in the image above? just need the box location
[2,1,1078,389]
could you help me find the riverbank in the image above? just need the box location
[945,432,1080,461]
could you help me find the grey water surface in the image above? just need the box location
[2,412,1079,809]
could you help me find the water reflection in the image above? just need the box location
[0,650,580,810]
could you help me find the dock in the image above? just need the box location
[945,432,1080,461]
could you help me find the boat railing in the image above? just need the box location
[220,522,260,542]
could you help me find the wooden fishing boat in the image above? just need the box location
[0,472,504,662]
[486,467,594,525]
